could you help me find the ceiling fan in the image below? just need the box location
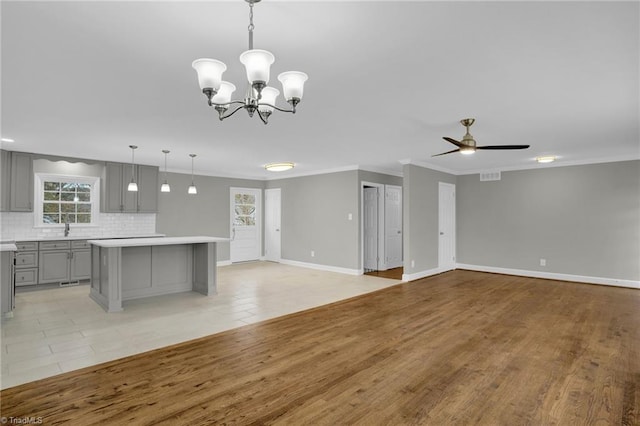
[433,118,530,157]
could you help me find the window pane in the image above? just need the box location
[61,203,76,213]
[43,214,60,224]
[77,203,91,213]
[43,203,59,213]
[44,191,60,201]
[61,182,77,191]
[235,194,255,204]
[77,184,91,193]
[77,214,91,223]
[61,192,76,202]
[235,205,256,216]
[44,182,60,191]
[77,193,90,202]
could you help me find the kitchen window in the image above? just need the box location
[35,174,100,226]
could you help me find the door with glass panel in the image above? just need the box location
[230,188,262,262]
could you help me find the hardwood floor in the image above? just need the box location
[2,270,638,425]
[364,267,403,280]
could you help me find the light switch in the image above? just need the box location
[348,213,353,221]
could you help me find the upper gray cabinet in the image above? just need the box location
[102,162,158,213]
[0,150,10,211]
[0,151,34,212]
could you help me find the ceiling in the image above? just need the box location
[2,1,638,179]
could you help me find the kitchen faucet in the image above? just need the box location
[64,221,70,237]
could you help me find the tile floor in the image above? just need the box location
[0,261,401,389]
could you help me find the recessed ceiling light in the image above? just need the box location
[536,156,556,163]
[265,162,294,172]
[1,138,15,143]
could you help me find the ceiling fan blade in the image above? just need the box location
[432,148,461,157]
[443,137,464,147]
[476,145,530,150]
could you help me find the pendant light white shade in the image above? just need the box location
[277,71,308,101]
[127,145,138,192]
[188,154,197,195]
[211,81,236,105]
[239,49,275,84]
[161,182,171,192]
[160,149,171,192]
[192,58,227,91]
[258,87,280,114]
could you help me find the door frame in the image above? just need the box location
[264,188,281,262]
[230,187,262,263]
[360,181,386,273]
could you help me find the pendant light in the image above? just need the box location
[127,145,138,192]
[160,150,171,192]
[188,154,197,195]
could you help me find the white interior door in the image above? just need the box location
[230,188,261,263]
[385,185,403,269]
[363,187,378,271]
[438,182,456,271]
[265,188,281,262]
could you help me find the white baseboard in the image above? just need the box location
[279,259,362,276]
[455,263,640,290]
[217,260,232,267]
[402,267,451,282]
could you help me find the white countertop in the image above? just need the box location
[88,236,230,248]
[0,243,18,252]
[14,233,166,242]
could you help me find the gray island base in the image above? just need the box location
[88,236,229,312]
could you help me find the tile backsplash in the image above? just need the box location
[0,212,157,240]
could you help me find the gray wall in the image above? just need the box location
[266,170,360,270]
[402,164,456,275]
[457,160,640,281]
[156,172,264,261]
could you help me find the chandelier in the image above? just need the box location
[192,0,308,125]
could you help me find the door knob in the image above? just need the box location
[440,232,444,235]
[276,229,280,232]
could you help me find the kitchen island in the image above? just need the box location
[88,236,229,312]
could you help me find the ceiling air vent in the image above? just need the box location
[480,171,501,181]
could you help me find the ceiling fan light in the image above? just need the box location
[536,156,556,163]
[192,58,227,91]
[460,147,476,155]
[239,49,275,85]
[265,162,294,172]
[278,71,308,101]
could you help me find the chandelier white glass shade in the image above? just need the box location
[127,145,138,192]
[188,154,197,195]
[160,150,171,193]
[192,0,308,125]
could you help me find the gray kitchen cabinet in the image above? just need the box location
[39,249,71,283]
[9,152,34,212]
[102,162,158,213]
[38,240,91,284]
[1,149,11,211]
[14,241,38,287]
[136,165,159,213]
[1,250,15,316]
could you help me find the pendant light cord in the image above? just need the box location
[248,2,254,50]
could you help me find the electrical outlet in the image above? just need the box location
[540,258,546,267]
[311,250,315,257]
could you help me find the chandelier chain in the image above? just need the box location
[248,2,255,49]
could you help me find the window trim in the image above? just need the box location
[34,173,101,228]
